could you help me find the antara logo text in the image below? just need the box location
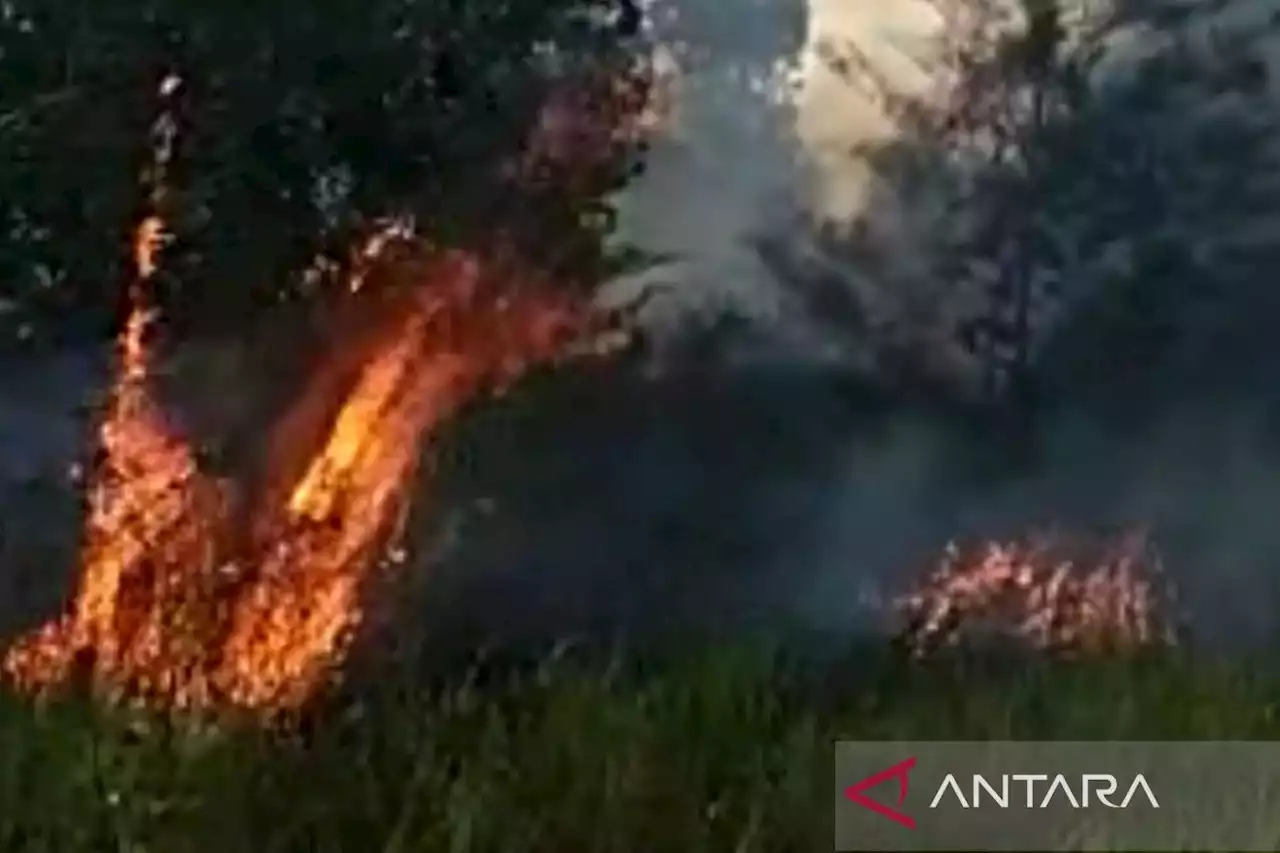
[929,773,1160,809]
[844,757,1159,830]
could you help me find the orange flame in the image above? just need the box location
[2,219,603,716]
[895,532,1181,658]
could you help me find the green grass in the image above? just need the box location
[0,643,1278,852]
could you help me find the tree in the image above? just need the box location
[1033,6,1280,415]
[779,0,1280,426]
[0,0,652,349]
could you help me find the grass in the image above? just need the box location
[0,641,1278,852]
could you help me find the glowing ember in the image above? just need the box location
[2,220,600,716]
[896,531,1182,658]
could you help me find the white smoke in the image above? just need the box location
[603,0,1028,369]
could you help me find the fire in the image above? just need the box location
[2,218,604,716]
[896,531,1182,658]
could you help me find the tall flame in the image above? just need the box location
[0,65,645,717]
[2,219,601,716]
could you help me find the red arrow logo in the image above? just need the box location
[844,756,917,829]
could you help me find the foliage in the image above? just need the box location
[1,642,1278,851]
[0,0,650,349]
[931,0,1280,417]
[1033,5,1280,411]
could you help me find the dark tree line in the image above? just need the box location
[0,0,651,350]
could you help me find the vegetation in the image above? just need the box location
[2,644,1279,853]
[769,0,1280,424]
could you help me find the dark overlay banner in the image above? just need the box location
[834,741,1280,851]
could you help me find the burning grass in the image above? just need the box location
[0,207,1181,719]
[0,64,648,719]
[0,209,1252,853]
[895,531,1182,658]
[1,213,614,718]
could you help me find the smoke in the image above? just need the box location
[397,354,1280,665]
[405,0,1280,662]
[10,334,1280,667]
[600,0,812,335]
[799,396,1280,652]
